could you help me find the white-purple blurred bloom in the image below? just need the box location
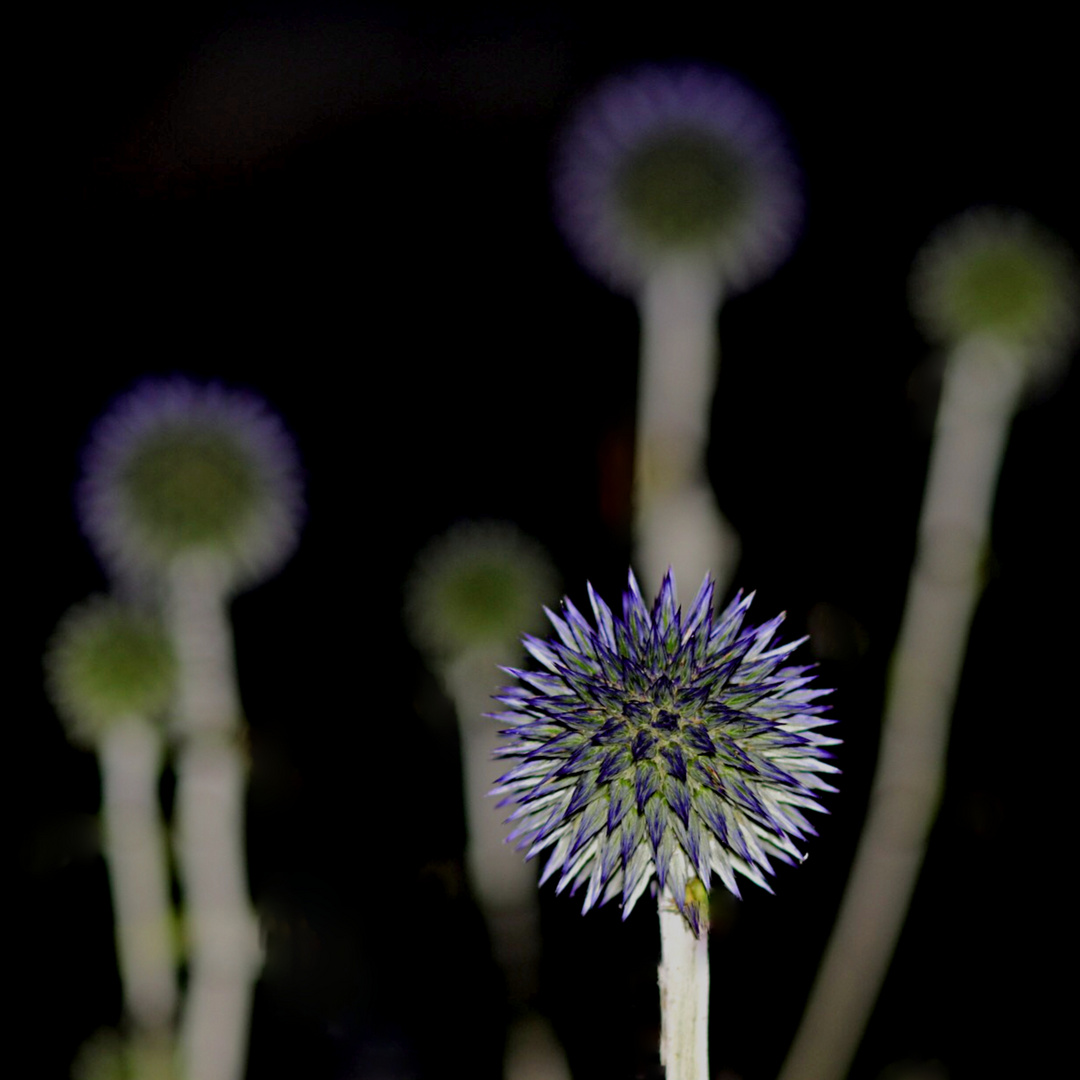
[79,378,303,587]
[553,65,803,294]
[492,571,837,936]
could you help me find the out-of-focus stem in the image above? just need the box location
[445,647,572,1080]
[658,892,710,1080]
[778,337,1025,1080]
[167,556,261,1080]
[98,715,177,1032]
[634,259,739,598]
[446,647,542,989]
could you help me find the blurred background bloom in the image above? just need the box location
[45,598,175,748]
[552,62,804,604]
[909,206,1079,381]
[78,378,304,590]
[553,64,801,295]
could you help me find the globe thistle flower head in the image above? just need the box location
[405,521,559,663]
[492,570,838,936]
[45,597,176,747]
[910,207,1079,379]
[79,378,304,589]
[553,64,803,295]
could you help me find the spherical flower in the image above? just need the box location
[45,597,176,747]
[909,207,1079,378]
[492,570,837,936]
[552,64,803,295]
[79,378,304,587]
[405,521,559,662]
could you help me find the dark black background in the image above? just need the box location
[18,5,1075,1079]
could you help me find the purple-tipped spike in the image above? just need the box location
[490,570,837,936]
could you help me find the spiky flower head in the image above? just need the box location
[405,521,559,663]
[492,570,837,936]
[79,378,303,589]
[910,207,1079,380]
[552,64,802,295]
[45,597,176,747]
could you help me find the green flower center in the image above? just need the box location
[946,244,1058,341]
[48,603,176,739]
[437,563,531,645]
[614,130,749,248]
[124,427,261,553]
[77,615,175,720]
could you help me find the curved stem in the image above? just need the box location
[778,338,1025,1080]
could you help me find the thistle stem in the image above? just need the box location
[635,259,739,597]
[445,647,572,1080]
[167,556,261,1080]
[446,648,542,985]
[778,337,1025,1080]
[658,892,710,1080]
[98,715,178,1033]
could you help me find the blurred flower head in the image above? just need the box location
[553,64,803,295]
[45,597,175,746]
[79,378,303,588]
[405,521,558,663]
[492,570,837,936]
[910,207,1079,378]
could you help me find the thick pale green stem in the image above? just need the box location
[99,716,178,1032]
[167,556,261,1080]
[778,337,1025,1080]
[658,892,710,1080]
[634,259,739,598]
